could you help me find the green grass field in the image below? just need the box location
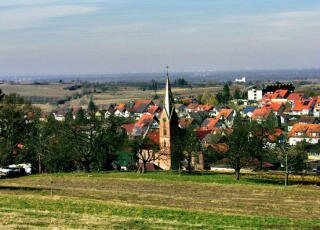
[0,172,319,229]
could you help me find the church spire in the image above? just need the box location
[164,66,174,118]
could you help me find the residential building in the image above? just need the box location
[288,123,320,145]
[248,88,262,101]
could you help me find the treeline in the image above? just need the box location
[0,91,129,173]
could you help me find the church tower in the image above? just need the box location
[159,67,180,170]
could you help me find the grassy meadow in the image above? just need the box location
[0,172,319,229]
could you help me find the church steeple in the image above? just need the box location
[158,66,180,170]
[163,66,174,119]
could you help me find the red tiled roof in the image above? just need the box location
[115,103,126,111]
[261,90,289,102]
[179,118,194,128]
[263,103,284,112]
[197,104,213,111]
[147,105,160,114]
[195,130,212,140]
[252,108,272,120]
[275,89,289,98]
[287,93,304,101]
[131,100,153,113]
[186,103,199,110]
[198,118,220,131]
[288,123,316,137]
[292,99,315,111]
[17,143,24,149]
[121,123,135,134]
[266,128,283,142]
[314,97,320,108]
[205,143,229,153]
[217,109,233,119]
[147,130,160,144]
[289,123,320,138]
[135,113,155,128]
[306,124,320,136]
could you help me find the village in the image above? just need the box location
[13,75,317,175]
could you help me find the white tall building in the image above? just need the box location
[235,77,246,83]
[248,88,262,101]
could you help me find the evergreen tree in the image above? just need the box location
[180,126,201,174]
[233,88,242,99]
[226,113,253,180]
[87,97,97,114]
[222,84,232,102]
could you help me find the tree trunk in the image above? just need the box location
[187,157,192,174]
[38,154,42,174]
[142,161,146,174]
[235,156,241,180]
[259,156,263,171]
[235,168,240,180]
[83,160,91,172]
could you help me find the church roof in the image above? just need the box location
[163,71,175,119]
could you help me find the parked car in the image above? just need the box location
[312,166,320,175]
[0,163,32,178]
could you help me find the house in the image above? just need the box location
[132,113,159,136]
[198,118,221,131]
[186,103,199,113]
[178,118,195,129]
[242,106,258,118]
[131,99,154,119]
[262,103,285,115]
[313,97,320,117]
[251,108,272,122]
[71,106,83,119]
[147,105,161,117]
[114,103,130,118]
[186,112,203,125]
[298,116,319,125]
[174,104,187,117]
[197,104,213,112]
[52,109,68,121]
[216,108,235,127]
[121,123,135,136]
[39,112,49,122]
[104,103,116,118]
[261,89,289,104]
[288,123,320,145]
[287,93,304,104]
[291,98,315,116]
[248,88,262,101]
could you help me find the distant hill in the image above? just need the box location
[1,69,320,83]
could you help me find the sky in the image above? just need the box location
[0,0,319,76]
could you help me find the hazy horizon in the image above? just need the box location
[1,0,319,76]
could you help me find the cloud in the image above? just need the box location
[0,5,99,31]
[0,0,57,7]
[223,8,320,30]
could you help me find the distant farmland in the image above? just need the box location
[0,83,223,108]
[71,85,223,107]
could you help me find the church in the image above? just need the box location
[157,70,181,170]
[131,69,205,171]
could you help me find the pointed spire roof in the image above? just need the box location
[163,66,174,118]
